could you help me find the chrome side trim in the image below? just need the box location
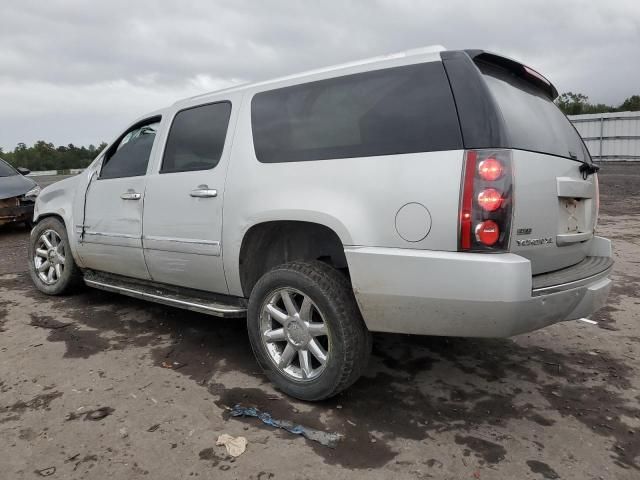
[84,231,139,239]
[82,231,140,248]
[142,236,221,256]
[84,278,246,317]
[143,235,220,245]
[532,265,613,296]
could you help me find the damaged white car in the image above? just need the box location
[29,47,612,400]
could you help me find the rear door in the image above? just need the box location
[142,98,236,293]
[476,57,598,274]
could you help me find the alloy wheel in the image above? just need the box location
[260,288,330,381]
[33,229,66,285]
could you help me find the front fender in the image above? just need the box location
[33,174,85,266]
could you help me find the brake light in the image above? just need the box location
[477,188,503,212]
[475,220,500,246]
[459,151,477,249]
[478,158,503,181]
[594,171,600,215]
[523,65,551,87]
[458,150,513,252]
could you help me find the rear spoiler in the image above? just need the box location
[464,49,558,100]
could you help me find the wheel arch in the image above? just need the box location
[34,211,67,227]
[32,210,85,268]
[237,219,350,297]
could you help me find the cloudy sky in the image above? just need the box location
[1,0,639,150]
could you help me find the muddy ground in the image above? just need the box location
[1,164,639,479]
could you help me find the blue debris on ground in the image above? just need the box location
[230,405,343,448]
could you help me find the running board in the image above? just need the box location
[83,270,247,318]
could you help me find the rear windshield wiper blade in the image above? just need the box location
[579,161,600,179]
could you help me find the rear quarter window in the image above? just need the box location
[251,62,462,163]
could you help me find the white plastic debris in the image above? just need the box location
[216,434,247,457]
[578,318,598,325]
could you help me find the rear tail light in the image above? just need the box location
[478,158,503,181]
[475,220,500,246]
[458,150,513,251]
[477,188,503,212]
[594,171,600,230]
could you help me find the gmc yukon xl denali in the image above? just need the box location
[28,47,613,400]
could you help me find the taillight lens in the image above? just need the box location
[478,158,503,181]
[475,220,500,246]
[458,150,513,252]
[594,172,600,230]
[477,188,503,212]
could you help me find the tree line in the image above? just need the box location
[1,92,639,172]
[555,93,640,116]
[0,141,107,171]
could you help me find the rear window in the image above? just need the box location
[477,61,590,162]
[161,102,232,173]
[251,62,462,163]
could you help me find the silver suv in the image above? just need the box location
[29,47,613,400]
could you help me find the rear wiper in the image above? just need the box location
[579,161,600,179]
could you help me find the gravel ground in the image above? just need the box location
[0,166,639,479]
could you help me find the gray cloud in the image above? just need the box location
[1,0,639,149]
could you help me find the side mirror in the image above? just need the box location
[17,167,31,176]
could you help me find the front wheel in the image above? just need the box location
[28,217,83,295]
[247,261,371,401]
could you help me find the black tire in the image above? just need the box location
[28,217,83,295]
[247,260,372,401]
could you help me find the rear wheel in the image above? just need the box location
[28,217,82,295]
[247,261,371,401]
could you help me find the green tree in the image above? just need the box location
[2,140,105,171]
[556,92,640,115]
[619,95,640,111]
[556,92,591,115]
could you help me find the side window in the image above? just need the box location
[100,120,160,179]
[251,62,462,163]
[160,102,232,173]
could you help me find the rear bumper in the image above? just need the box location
[0,204,33,226]
[344,236,613,337]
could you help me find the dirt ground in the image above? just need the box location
[1,164,639,479]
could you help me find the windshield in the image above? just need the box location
[0,158,18,177]
[477,61,591,163]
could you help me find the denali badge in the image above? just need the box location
[516,228,532,235]
[516,237,553,247]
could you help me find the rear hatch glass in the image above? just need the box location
[476,59,591,164]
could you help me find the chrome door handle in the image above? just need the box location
[120,191,142,200]
[190,185,217,198]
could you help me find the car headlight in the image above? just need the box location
[24,185,41,199]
